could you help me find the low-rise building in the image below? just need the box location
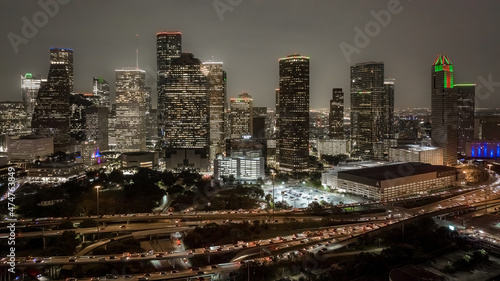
[214,155,265,183]
[121,151,159,169]
[336,162,458,200]
[27,161,85,184]
[389,144,443,165]
[466,140,500,159]
[7,135,54,163]
[317,139,351,157]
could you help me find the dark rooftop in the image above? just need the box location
[338,162,456,182]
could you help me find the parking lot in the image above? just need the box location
[262,184,370,208]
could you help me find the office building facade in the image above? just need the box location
[329,88,344,139]
[455,84,475,156]
[431,55,458,166]
[276,54,310,173]
[350,61,385,156]
[229,92,253,139]
[203,62,227,163]
[115,68,147,152]
[32,48,72,150]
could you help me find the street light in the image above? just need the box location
[95,185,102,240]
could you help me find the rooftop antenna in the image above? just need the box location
[135,34,139,69]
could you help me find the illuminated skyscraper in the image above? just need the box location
[329,88,344,139]
[32,48,72,150]
[203,62,227,163]
[455,84,475,156]
[350,61,385,156]
[92,77,111,108]
[431,55,458,166]
[277,54,309,173]
[229,92,253,139]
[383,78,395,138]
[69,93,93,142]
[21,73,46,124]
[50,48,73,91]
[115,68,147,152]
[160,53,209,149]
[156,31,182,72]
[157,31,183,144]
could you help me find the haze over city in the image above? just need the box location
[1,0,500,108]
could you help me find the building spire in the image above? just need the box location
[135,34,139,69]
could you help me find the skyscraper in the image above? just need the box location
[157,31,182,145]
[383,78,395,138]
[329,88,344,139]
[92,77,111,108]
[115,68,147,152]
[203,61,227,163]
[160,53,209,149]
[21,73,46,125]
[350,61,385,156]
[31,48,72,150]
[455,84,475,156]
[156,31,182,72]
[277,54,309,173]
[229,92,253,139]
[50,47,74,91]
[431,55,458,166]
[86,106,109,151]
[69,93,93,142]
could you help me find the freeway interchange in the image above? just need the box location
[1,182,500,280]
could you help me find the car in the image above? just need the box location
[197,271,205,275]
[90,278,99,281]
[211,265,219,269]
[119,225,126,228]
[171,270,178,273]
[160,272,167,275]
[66,278,77,281]
[68,257,77,262]
[105,274,117,279]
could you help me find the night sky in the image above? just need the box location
[1,0,499,109]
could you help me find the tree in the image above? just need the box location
[305,201,326,215]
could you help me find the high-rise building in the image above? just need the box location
[156,31,182,72]
[157,32,182,145]
[0,102,30,152]
[21,73,46,125]
[70,93,94,142]
[203,62,227,163]
[115,68,147,152]
[252,107,267,139]
[92,77,111,108]
[159,53,209,149]
[85,106,109,151]
[32,48,72,150]
[455,84,475,156]
[383,78,395,138]
[277,54,309,173]
[50,47,73,91]
[350,61,385,156]
[431,55,458,166]
[475,116,500,140]
[329,88,344,139]
[230,92,253,139]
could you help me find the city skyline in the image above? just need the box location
[1,1,500,109]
